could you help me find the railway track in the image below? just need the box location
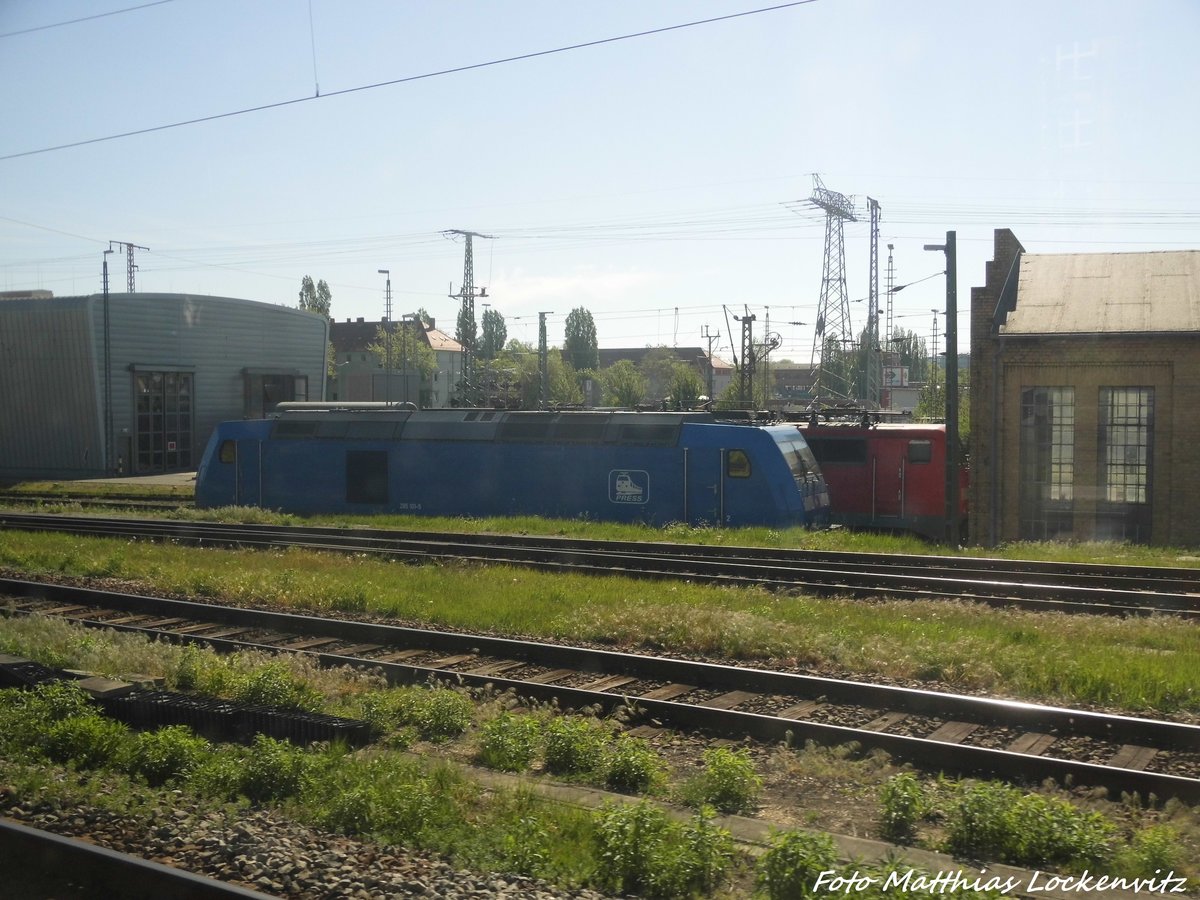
[4,576,1199,803]
[0,492,187,512]
[2,512,1199,617]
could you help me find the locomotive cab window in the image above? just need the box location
[726,449,751,478]
[908,440,933,463]
[218,440,236,464]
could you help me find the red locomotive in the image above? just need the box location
[797,419,967,542]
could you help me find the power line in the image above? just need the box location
[0,0,182,40]
[1,0,819,162]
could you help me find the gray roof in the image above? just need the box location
[1003,250,1200,334]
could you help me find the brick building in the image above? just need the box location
[970,229,1200,546]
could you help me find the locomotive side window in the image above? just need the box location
[218,440,236,464]
[346,451,388,504]
[726,449,751,478]
[808,438,867,465]
[908,440,933,463]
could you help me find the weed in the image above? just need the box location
[231,661,323,711]
[541,716,608,777]
[945,781,1116,870]
[477,712,542,772]
[680,746,762,814]
[1115,825,1189,878]
[603,733,668,794]
[593,801,733,898]
[755,829,839,900]
[122,725,210,786]
[878,771,928,843]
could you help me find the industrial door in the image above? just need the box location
[134,371,194,473]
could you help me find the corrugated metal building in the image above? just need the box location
[0,292,327,479]
[970,229,1200,546]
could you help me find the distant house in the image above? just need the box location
[0,292,326,479]
[328,317,462,407]
[970,229,1200,546]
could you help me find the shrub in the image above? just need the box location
[478,712,542,772]
[594,801,733,898]
[755,829,839,900]
[603,734,668,794]
[879,772,928,843]
[1116,825,1187,878]
[358,687,473,742]
[44,713,128,769]
[945,781,1116,869]
[682,746,762,813]
[542,716,608,777]
[239,734,314,802]
[123,725,210,786]
[231,662,321,711]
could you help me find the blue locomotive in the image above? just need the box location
[195,404,830,528]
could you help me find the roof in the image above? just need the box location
[1003,250,1200,335]
[425,328,462,352]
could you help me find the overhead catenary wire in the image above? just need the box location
[0,1,819,162]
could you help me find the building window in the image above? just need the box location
[243,373,308,418]
[1019,387,1074,540]
[1097,387,1153,542]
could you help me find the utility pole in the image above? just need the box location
[701,325,720,401]
[110,241,148,292]
[733,307,756,408]
[924,232,959,546]
[102,248,114,473]
[445,229,494,406]
[865,198,881,409]
[537,311,552,410]
[378,270,392,404]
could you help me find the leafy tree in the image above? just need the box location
[298,276,335,377]
[455,304,477,352]
[600,359,647,407]
[887,327,929,385]
[298,276,332,319]
[494,340,581,408]
[665,360,704,409]
[636,347,685,401]
[367,322,437,381]
[563,307,599,371]
[480,308,507,360]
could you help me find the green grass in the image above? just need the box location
[2,530,1198,715]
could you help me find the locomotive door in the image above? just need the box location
[235,440,263,507]
[873,447,904,522]
[683,448,723,525]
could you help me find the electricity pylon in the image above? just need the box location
[807,175,856,401]
[445,229,494,405]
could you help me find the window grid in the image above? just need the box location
[1100,388,1152,505]
[1019,387,1074,540]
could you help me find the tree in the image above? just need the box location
[298,276,335,376]
[665,360,704,409]
[367,321,437,391]
[495,340,582,408]
[298,276,332,319]
[563,307,598,371]
[455,304,477,351]
[480,308,507,360]
[600,359,647,407]
[636,347,677,401]
[887,327,929,385]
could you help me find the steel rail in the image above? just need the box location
[4,577,1199,803]
[2,513,1197,618]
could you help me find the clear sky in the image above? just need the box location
[3,0,1198,365]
